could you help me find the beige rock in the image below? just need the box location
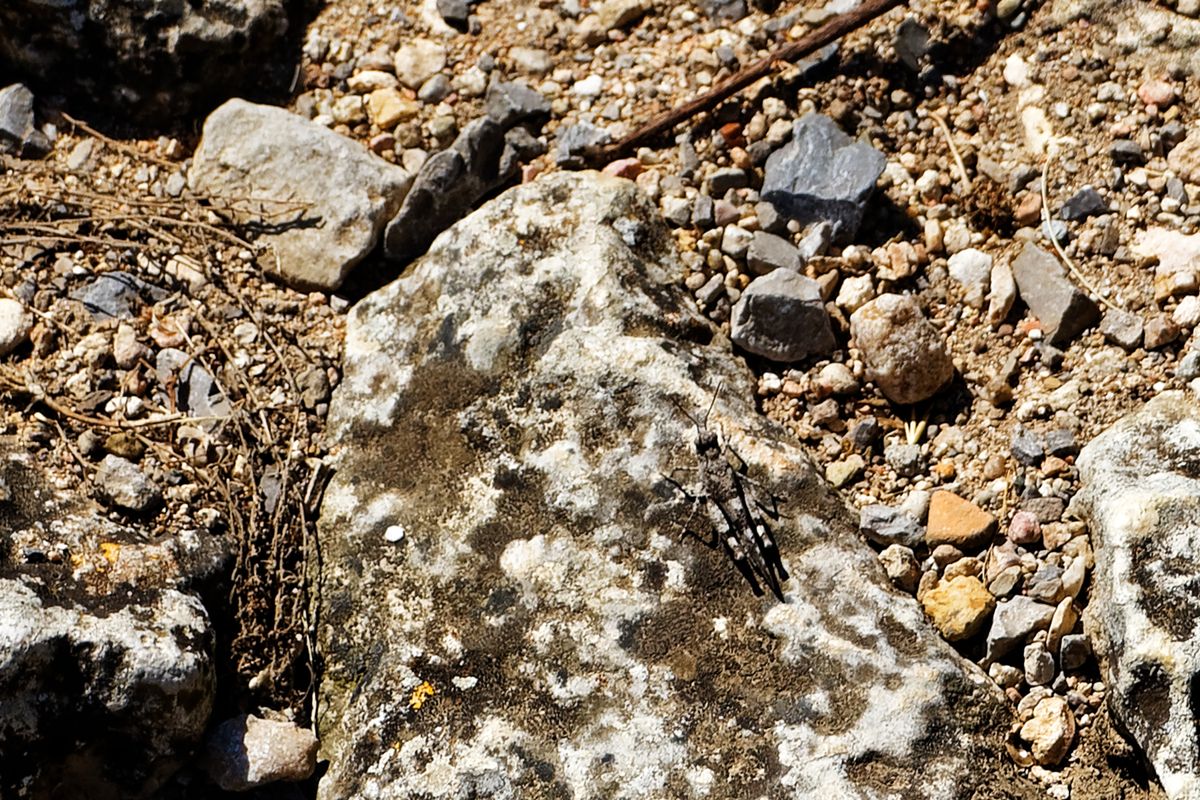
[922,575,995,641]
[926,490,997,551]
[1169,130,1200,185]
[393,39,446,89]
[1045,597,1078,652]
[367,88,419,129]
[1019,697,1075,766]
[850,293,954,405]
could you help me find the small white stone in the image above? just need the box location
[572,74,604,97]
[384,524,406,543]
[836,274,875,313]
[1174,295,1200,329]
[948,248,992,308]
[0,298,31,357]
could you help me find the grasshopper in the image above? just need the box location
[666,388,789,600]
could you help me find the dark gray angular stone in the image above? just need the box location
[156,348,232,420]
[1059,633,1091,671]
[691,194,715,228]
[498,125,547,177]
[1059,186,1108,221]
[1044,428,1078,458]
[859,504,924,548]
[1099,309,1144,351]
[705,167,748,196]
[849,416,882,450]
[437,0,469,27]
[761,112,885,242]
[70,271,168,320]
[1110,139,1145,166]
[1011,425,1044,466]
[0,83,49,158]
[695,0,747,19]
[385,117,515,262]
[746,231,801,275]
[894,17,931,71]
[485,80,551,129]
[1025,565,1063,603]
[729,269,836,361]
[755,200,786,235]
[1010,242,1100,346]
[554,121,612,167]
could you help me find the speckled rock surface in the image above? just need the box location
[316,172,1033,800]
[0,443,226,797]
[1075,391,1200,799]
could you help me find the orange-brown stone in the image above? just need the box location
[925,490,997,551]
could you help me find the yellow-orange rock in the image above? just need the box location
[922,575,995,641]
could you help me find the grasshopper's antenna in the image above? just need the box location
[702,381,724,429]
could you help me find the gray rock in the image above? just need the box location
[1021,496,1066,524]
[729,269,836,361]
[418,73,452,104]
[705,167,748,196]
[0,1,301,122]
[696,0,748,19]
[692,194,715,228]
[1100,309,1144,351]
[156,348,232,420]
[0,298,32,356]
[437,0,470,27]
[205,715,318,791]
[555,121,612,166]
[0,83,49,158]
[895,17,931,71]
[796,221,833,261]
[70,271,168,321]
[985,595,1056,663]
[1110,139,1146,165]
[1024,642,1056,686]
[1011,426,1044,466]
[850,294,954,405]
[755,200,786,234]
[1075,391,1200,798]
[485,80,551,129]
[859,504,924,548]
[761,113,886,242]
[1026,565,1063,603]
[94,454,162,513]
[1059,186,1108,221]
[885,441,923,477]
[1044,428,1078,458]
[315,172,1024,800]
[1059,634,1092,671]
[0,445,225,796]
[1179,350,1200,380]
[189,99,412,291]
[1010,243,1100,346]
[384,117,515,263]
[746,231,801,275]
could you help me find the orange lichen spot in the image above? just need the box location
[409,681,435,710]
[99,542,121,566]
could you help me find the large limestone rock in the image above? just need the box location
[0,0,313,122]
[189,99,412,291]
[0,443,225,797]
[1075,391,1200,799]
[317,172,1033,799]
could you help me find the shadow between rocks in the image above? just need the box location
[0,0,324,139]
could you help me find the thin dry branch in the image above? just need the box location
[589,0,909,163]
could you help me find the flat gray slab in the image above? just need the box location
[316,172,1032,800]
